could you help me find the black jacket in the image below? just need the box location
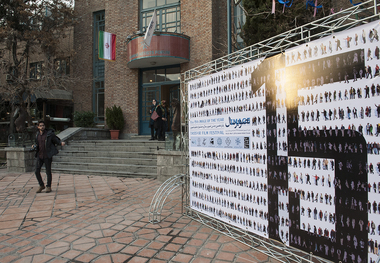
[35,129,61,158]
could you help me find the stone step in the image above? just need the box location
[52,137,161,179]
[54,156,155,165]
[61,145,161,152]
[67,140,165,147]
[57,150,157,159]
[52,161,157,174]
[49,167,156,178]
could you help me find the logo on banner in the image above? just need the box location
[225,116,250,128]
[225,137,231,146]
[217,138,223,146]
[244,137,250,149]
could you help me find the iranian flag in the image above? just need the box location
[99,31,116,61]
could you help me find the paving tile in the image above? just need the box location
[91,244,108,254]
[72,242,96,251]
[98,237,113,244]
[171,237,188,245]
[0,255,18,263]
[182,246,198,254]
[0,220,23,229]
[73,236,95,245]
[216,252,237,261]
[179,231,194,238]
[199,249,217,258]
[172,253,193,263]
[204,242,221,250]
[221,243,244,253]
[46,241,69,249]
[192,258,212,263]
[137,248,157,258]
[4,237,22,244]
[132,239,151,247]
[74,253,97,262]
[187,238,205,246]
[164,243,182,252]
[121,245,141,254]
[155,250,175,260]
[102,229,117,237]
[111,254,131,263]
[147,241,165,250]
[61,249,82,259]
[114,236,135,244]
[12,255,33,263]
[22,246,44,256]
[49,258,68,263]
[92,254,112,263]
[61,234,80,242]
[107,243,126,253]
[0,246,16,254]
[86,230,104,238]
[17,246,34,254]
[39,239,55,246]
[44,246,70,256]
[242,250,269,262]
[148,259,167,263]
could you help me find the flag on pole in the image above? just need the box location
[99,31,116,61]
[143,10,157,47]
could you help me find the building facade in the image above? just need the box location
[73,0,231,136]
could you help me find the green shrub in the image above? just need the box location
[73,111,96,127]
[105,105,124,130]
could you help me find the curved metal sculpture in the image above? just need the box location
[149,173,186,223]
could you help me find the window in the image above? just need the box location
[54,58,70,76]
[141,0,180,33]
[142,67,180,84]
[30,62,44,80]
[234,4,246,50]
[93,11,105,122]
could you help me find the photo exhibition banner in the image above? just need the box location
[188,20,380,263]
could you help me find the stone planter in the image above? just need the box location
[156,150,186,182]
[5,147,35,173]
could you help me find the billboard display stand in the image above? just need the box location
[150,2,380,263]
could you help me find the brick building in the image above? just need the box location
[73,0,234,137]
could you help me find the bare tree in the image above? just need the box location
[0,0,77,133]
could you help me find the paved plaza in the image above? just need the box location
[0,169,278,263]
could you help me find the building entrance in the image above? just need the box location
[139,66,180,135]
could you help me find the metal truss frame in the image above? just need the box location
[184,206,332,263]
[177,1,380,263]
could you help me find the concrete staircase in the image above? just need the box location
[51,137,165,178]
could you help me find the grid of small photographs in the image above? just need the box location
[188,20,380,263]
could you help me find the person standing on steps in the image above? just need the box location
[149,99,158,140]
[33,120,65,193]
[156,100,168,141]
